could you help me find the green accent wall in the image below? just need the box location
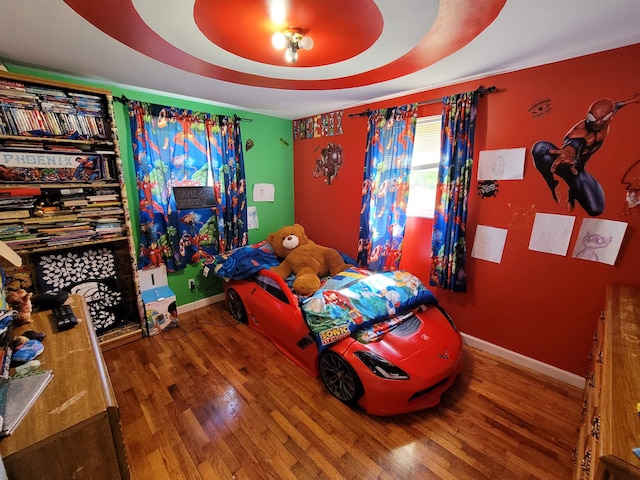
[4,63,294,305]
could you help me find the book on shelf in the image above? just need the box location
[4,237,50,249]
[37,225,93,234]
[89,187,119,195]
[0,224,26,234]
[76,206,123,214]
[68,91,103,100]
[95,221,122,229]
[0,233,28,243]
[0,237,35,247]
[87,200,120,208]
[0,80,26,92]
[95,230,124,238]
[0,209,30,220]
[95,217,122,223]
[0,230,35,239]
[0,140,45,150]
[30,214,79,223]
[86,194,118,202]
[44,143,87,153]
[46,233,95,244]
[96,228,124,234]
[58,187,85,196]
[0,187,42,197]
[0,214,80,227]
[0,196,37,209]
[25,85,66,97]
[60,198,88,207]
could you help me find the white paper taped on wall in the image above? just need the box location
[478,147,526,180]
[253,183,275,202]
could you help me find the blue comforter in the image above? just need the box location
[204,241,280,281]
[206,244,438,350]
[301,268,437,349]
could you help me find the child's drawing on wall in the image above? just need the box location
[528,213,575,256]
[574,232,612,261]
[571,218,627,265]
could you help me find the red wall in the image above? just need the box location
[293,43,640,375]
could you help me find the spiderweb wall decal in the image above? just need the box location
[36,246,126,334]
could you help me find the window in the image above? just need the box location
[254,273,290,304]
[407,115,441,218]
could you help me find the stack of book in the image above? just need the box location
[69,92,108,138]
[0,185,127,250]
[0,187,40,221]
[94,218,124,238]
[0,224,48,250]
[28,85,76,136]
[0,80,39,136]
[0,79,109,139]
[86,190,120,207]
[86,190,124,239]
[38,221,96,247]
[58,186,89,208]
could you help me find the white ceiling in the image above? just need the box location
[1,0,639,120]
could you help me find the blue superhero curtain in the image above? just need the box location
[129,102,248,271]
[357,105,417,271]
[430,91,478,292]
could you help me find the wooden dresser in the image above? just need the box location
[575,284,640,480]
[0,294,130,479]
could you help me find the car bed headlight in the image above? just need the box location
[354,351,409,380]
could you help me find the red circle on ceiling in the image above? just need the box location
[62,0,507,90]
[194,0,383,67]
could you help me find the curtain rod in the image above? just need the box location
[348,85,498,118]
[111,95,252,121]
[112,94,129,104]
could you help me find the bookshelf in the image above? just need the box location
[0,71,143,349]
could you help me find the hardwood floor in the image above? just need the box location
[103,302,583,480]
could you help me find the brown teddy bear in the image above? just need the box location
[268,224,351,295]
[7,288,33,325]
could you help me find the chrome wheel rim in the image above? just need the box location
[319,352,361,402]
[227,289,247,323]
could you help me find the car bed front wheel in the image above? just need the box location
[319,351,364,404]
[226,288,247,324]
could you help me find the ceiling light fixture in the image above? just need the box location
[272,28,314,63]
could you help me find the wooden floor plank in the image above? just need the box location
[104,301,582,479]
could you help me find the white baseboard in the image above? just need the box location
[177,293,225,315]
[461,333,585,389]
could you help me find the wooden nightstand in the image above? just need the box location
[0,294,129,479]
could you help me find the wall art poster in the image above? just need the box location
[0,151,109,182]
[35,246,126,334]
[293,110,343,141]
[478,147,526,180]
[529,213,575,256]
[571,218,628,265]
[531,94,640,217]
[471,225,508,264]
